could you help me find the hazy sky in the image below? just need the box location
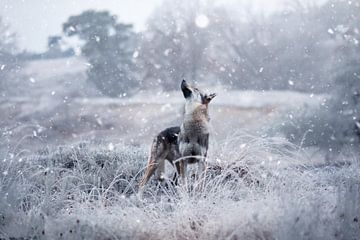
[0,0,296,53]
[0,0,163,52]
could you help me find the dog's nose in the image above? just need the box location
[181,79,189,89]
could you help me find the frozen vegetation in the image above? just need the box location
[0,134,359,239]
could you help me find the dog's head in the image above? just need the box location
[181,80,216,105]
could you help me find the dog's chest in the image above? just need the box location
[182,115,209,135]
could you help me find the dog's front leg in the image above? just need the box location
[172,161,181,185]
[197,160,206,192]
[179,160,188,190]
[155,159,165,181]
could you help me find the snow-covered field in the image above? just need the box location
[0,58,359,239]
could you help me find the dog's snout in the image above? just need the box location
[181,79,192,99]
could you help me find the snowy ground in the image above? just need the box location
[0,57,359,239]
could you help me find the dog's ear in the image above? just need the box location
[202,93,216,104]
[181,79,192,99]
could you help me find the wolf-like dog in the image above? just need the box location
[139,80,216,189]
[178,80,216,185]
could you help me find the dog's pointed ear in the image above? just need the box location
[203,93,216,104]
[181,79,192,98]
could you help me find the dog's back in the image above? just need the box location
[159,126,180,145]
[156,126,180,162]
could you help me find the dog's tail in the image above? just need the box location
[139,136,162,188]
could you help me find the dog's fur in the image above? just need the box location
[178,80,216,185]
[139,80,216,189]
[139,126,181,187]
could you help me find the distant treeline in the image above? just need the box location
[1,0,360,96]
[59,0,360,96]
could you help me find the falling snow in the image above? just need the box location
[0,0,359,239]
[195,14,209,28]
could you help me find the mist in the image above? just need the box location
[0,0,359,239]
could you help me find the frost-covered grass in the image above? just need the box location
[0,134,359,240]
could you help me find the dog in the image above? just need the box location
[139,80,216,189]
[178,80,216,186]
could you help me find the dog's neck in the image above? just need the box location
[184,102,210,123]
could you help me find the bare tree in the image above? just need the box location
[138,0,213,90]
[281,0,360,154]
[207,1,334,91]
